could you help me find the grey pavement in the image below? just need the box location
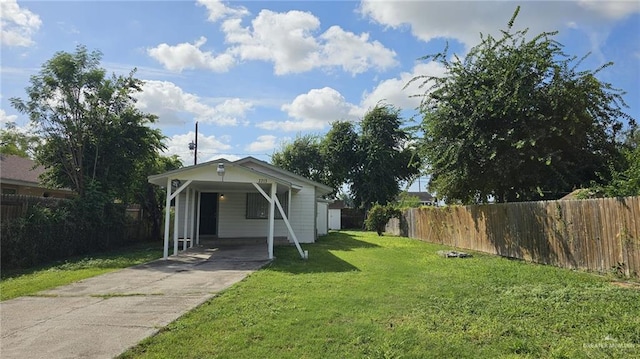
[0,242,271,359]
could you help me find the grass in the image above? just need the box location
[120,231,640,359]
[0,242,163,301]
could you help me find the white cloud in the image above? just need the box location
[359,1,639,48]
[135,80,253,126]
[164,131,233,165]
[245,135,277,152]
[0,108,18,127]
[222,9,397,75]
[151,7,397,75]
[259,87,360,131]
[319,26,397,74]
[263,62,448,132]
[223,10,321,75]
[196,0,249,22]
[147,36,235,72]
[0,0,42,47]
[577,0,640,19]
[361,61,447,111]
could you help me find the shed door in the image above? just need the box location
[199,193,218,235]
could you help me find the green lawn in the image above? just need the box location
[121,231,640,359]
[0,242,163,301]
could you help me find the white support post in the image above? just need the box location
[163,177,172,260]
[173,191,179,256]
[268,183,276,260]
[287,189,292,242]
[190,189,196,248]
[183,188,190,251]
[196,191,201,245]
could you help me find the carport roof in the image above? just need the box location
[148,156,333,195]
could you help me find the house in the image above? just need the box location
[0,154,74,198]
[406,191,436,206]
[148,157,334,260]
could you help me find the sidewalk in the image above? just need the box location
[0,243,270,359]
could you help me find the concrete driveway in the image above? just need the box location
[0,243,270,359]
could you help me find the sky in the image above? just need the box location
[1,0,639,192]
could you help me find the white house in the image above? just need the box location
[148,157,333,260]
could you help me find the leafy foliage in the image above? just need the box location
[412,7,634,204]
[364,203,401,236]
[271,134,325,184]
[0,189,138,270]
[272,105,420,208]
[351,105,420,209]
[10,45,165,200]
[0,122,40,158]
[584,129,640,197]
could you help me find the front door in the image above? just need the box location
[199,193,218,235]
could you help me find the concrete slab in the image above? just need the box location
[0,243,270,359]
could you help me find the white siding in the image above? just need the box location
[217,192,289,238]
[289,186,318,243]
[176,191,196,238]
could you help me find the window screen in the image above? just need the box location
[246,192,288,219]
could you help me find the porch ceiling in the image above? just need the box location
[185,180,291,194]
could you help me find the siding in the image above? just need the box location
[217,192,289,238]
[175,191,196,238]
[289,186,317,243]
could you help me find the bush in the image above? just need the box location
[0,183,147,270]
[365,204,401,236]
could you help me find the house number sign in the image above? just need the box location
[258,178,268,183]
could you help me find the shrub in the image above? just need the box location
[365,203,401,236]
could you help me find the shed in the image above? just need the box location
[328,200,347,230]
[148,157,334,260]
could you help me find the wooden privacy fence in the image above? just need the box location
[1,194,67,222]
[386,196,640,278]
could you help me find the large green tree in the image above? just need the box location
[11,45,165,200]
[271,105,420,209]
[350,105,420,209]
[271,134,325,184]
[321,121,358,191]
[412,7,634,204]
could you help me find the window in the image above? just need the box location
[246,192,288,219]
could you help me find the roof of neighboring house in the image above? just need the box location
[406,192,435,202]
[0,154,44,185]
[328,200,347,209]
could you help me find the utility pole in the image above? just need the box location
[188,121,198,165]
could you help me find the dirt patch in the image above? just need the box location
[611,281,640,290]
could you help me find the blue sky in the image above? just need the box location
[1,0,639,191]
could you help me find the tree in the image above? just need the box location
[271,106,420,207]
[411,7,634,204]
[0,122,40,158]
[271,134,325,183]
[350,105,420,210]
[131,155,182,239]
[588,129,640,197]
[321,121,358,192]
[10,45,165,200]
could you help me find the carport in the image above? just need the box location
[148,157,333,261]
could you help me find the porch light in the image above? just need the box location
[220,193,224,199]
[217,163,225,176]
